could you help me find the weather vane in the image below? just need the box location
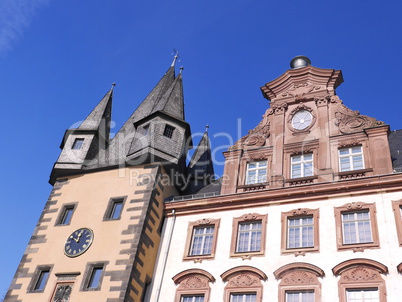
[171,49,180,67]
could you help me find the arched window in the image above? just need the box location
[221,266,267,302]
[332,258,388,302]
[173,269,215,302]
[274,262,324,302]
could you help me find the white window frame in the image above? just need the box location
[236,221,262,253]
[345,287,379,302]
[287,216,314,249]
[181,295,205,302]
[286,290,315,302]
[230,292,257,302]
[189,226,215,256]
[341,210,373,245]
[339,146,364,172]
[245,160,267,185]
[291,154,313,178]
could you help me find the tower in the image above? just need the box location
[5,57,212,302]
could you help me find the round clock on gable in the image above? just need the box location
[291,110,313,130]
[64,228,94,257]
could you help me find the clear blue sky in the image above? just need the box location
[1,0,402,296]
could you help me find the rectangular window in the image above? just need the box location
[236,221,262,253]
[181,295,205,302]
[82,262,107,291]
[334,202,379,251]
[184,219,220,261]
[34,269,50,291]
[143,124,150,135]
[190,226,215,256]
[392,200,402,245]
[163,125,175,138]
[287,216,314,248]
[286,290,315,302]
[342,210,372,244]
[56,204,76,226]
[346,288,379,302]
[245,161,267,185]
[291,154,313,178]
[230,293,257,302]
[339,146,364,172]
[104,197,126,221]
[72,138,84,150]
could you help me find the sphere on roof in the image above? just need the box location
[290,56,311,69]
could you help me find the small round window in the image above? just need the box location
[291,110,313,130]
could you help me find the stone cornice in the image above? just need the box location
[165,173,402,216]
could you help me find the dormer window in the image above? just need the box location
[72,138,84,150]
[339,146,364,172]
[163,125,175,138]
[245,160,267,185]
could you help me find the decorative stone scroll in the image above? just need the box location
[334,103,385,134]
[281,82,323,100]
[229,109,271,150]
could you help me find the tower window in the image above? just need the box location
[163,125,175,138]
[82,262,107,291]
[56,204,77,226]
[29,266,52,292]
[104,197,126,221]
[72,138,84,150]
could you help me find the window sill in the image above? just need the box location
[281,246,319,256]
[286,175,317,186]
[238,182,268,191]
[337,168,373,180]
[337,241,379,252]
[183,254,215,262]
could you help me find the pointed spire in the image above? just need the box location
[150,72,185,120]
[78,85,113,132]
[171,49,180,67]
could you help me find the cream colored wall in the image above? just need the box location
[11,166,164,302]
[149,190,402,302]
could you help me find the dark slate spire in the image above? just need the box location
[186,126,215,194]
[151,72,185,120]
[79,84,114,139]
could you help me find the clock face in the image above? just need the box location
[64,228,94,257]
[292,110,313,130]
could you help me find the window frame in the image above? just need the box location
[183,218,220,261]
[334,202,379,252]
[281,208,319,255]
[72,138,85,150]
[338,145,364,172]
[163,124,175,138]
[173,269,214,302]
[222,266,266,302]
[290,153,314,179]
[230,213,267,258]
[103,196,127,221]
[28,265,52,293]
[391,199,402,246]
[332,259,388,302]
[245,160,268,185]
[55,203,77,226]
[81,262,107,291]
[274,263,324,302]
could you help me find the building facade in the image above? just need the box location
[6,56,402,302]
[146,57,402,302]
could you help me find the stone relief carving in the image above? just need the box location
[197,218,211,225]
[229,274,258,287]
[284,271,315,285]
[181,276,207,289]
[281,82,323,100]
[229,109,270,150]
[342,266,379,282]
[345,202,364,210]
[291,208,309,216]
[339,140,360,148]
[242,213,258,221]
[53,285,72,302]
[335,103,385,134]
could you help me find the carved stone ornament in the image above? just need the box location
[181,276,207,289]
[229,109,270,150]
[53,285,72,302]
[281,82,323,100]
[345,202,364,210]
[339,140,360,148]
[342,266,379,282]
[197,218,211,225]
[242,213,258,221]
[229,274,258,287]
[335,103,385,134]
[314,95,331,106]
[283,271,315,285]
[292,208,309,216]
[291,147,312,155]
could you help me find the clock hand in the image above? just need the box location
[69,235,79,243]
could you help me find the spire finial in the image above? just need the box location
[171,49,180,67]
[111,83,116,90]
[205,124,209,132]
[180,66,184,73]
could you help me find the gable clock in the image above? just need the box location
[64,228,94,257]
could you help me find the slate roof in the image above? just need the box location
[389,129,402,171]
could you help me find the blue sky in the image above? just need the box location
[1,0,402,296]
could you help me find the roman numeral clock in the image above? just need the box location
[64,228,94,257]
